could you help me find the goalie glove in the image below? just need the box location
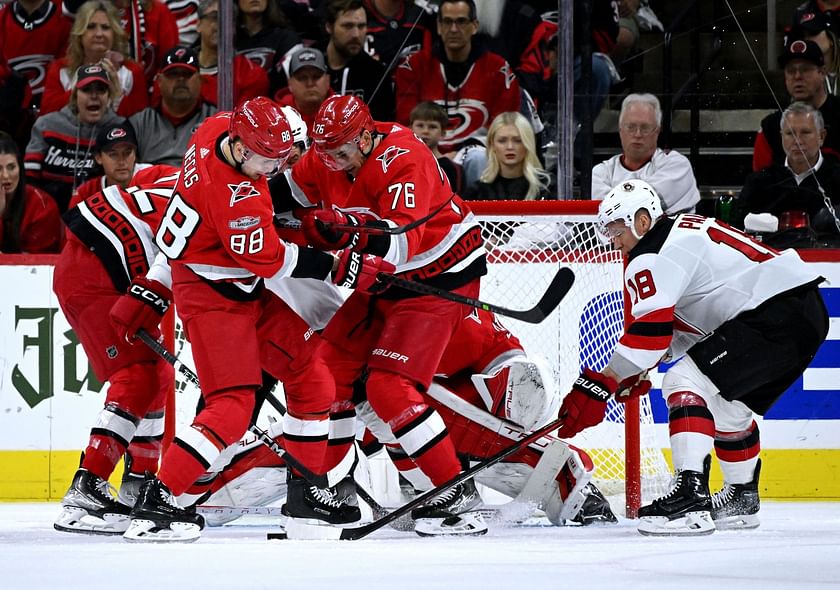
[615,371,652,403]
[332,250,396,294]
[556,368,617,439]
[301,208,371,252]
[109,278,172,343]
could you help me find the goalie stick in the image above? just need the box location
[267,415,566,541]
[378,266,575,324]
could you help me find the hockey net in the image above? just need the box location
[469,200,670,516]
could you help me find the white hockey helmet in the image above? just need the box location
[279,105,309,150]
[598,179,664,241]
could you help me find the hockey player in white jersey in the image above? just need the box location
[555,179,829,536]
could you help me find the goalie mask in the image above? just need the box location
[598,179,664,241]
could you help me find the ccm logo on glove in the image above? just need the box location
[128,283,170,315]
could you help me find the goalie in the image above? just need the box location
[200,306,617,531]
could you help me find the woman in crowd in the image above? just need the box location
[0,132,62,253]
[40,0,148,117]
[464,111,550,201]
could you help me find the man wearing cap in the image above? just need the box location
[274,47,332,130]
[25,64,122,211]
[70,121,153,205]
[753,39,840,171]
[786,7,839,95]
[130,47,217,167]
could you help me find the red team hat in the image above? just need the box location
[229,96,293,160]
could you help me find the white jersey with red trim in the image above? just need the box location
[156,113,305,293]
[614,214,822,374]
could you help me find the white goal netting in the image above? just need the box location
[470,200,671,514]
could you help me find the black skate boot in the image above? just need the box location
[281,473,362,539]
[570,483,618,525]
[637,455,715,536]
[123,478,205,542]
[411,479,488,537]
[54,468,132,535]
[711,459,761,530]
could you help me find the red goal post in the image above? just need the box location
[468,200,670,516]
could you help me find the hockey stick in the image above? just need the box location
[274,196,454,237]
[137,330,333,487]
[269,416,565,541]
[378,266,575,324]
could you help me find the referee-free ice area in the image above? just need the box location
[1,501,838,590]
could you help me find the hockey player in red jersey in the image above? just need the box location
[110,97,395,542]
[292,94,491,536]
[556,179,829,536]
[53,166,180,535]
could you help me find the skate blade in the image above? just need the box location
[414,512,488,537]
[54,506,130,535]
[637,511,716,537]
[282,517,346,540]
[122,519,202,543]
[714,513,760,530]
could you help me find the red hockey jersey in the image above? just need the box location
[63,167,179,291]
[394,46,520,152]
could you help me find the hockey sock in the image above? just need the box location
[126,408,164,474]
[82,402,139,479]
[282,412,329,477]
[667,391,715,473]
[715,421,761,485]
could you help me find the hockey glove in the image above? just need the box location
[332,250,395,294]
[302,208,370,252]
[109,278,172,343]
[615,371,652,403]
[556,368,618,439]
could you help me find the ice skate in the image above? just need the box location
[637,456,715,536]
[54,469,131,535]
[570,483,617,525]
[282,473,362,539]
[711,459,761,530]
[412,479,488,537]
[117,471,149,507]
[123,478,205,543]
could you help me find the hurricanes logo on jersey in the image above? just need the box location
[376,145,409,173]
[228,181,261,206]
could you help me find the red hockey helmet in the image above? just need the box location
[229,97,293,174]
[311,94,374,170]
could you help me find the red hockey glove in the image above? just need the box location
[301,208,370,251]
[109,278,172,343]
[615,371,652,403]
[332,250,395,294]
[556,368,618,439]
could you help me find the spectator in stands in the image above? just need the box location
[754,39,840,171]
[363,0,435,69]
[787,8,840,95]
[0,131,62,253]
[0,54,34,148]
[165,0,201,46]
[591,93,700,214]
[394,0,521,188]
[274,48,332,130]
[409,101,465,195]
[25,64,123,212]
[40,0,149,118]
[236,0,303,79]
[194,0,269,106]
[736,102,840,239]
[64,0,179,80]
[322,0,395,121]
[463,111,549,201]
[0,0,73,110]
[791,1,840,38]
[130,47,216,167]
[70,120,151,204]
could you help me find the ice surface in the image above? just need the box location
[2,502,839,590]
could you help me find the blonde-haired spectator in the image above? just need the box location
[40,0,149,117]
[464,111,550,201]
